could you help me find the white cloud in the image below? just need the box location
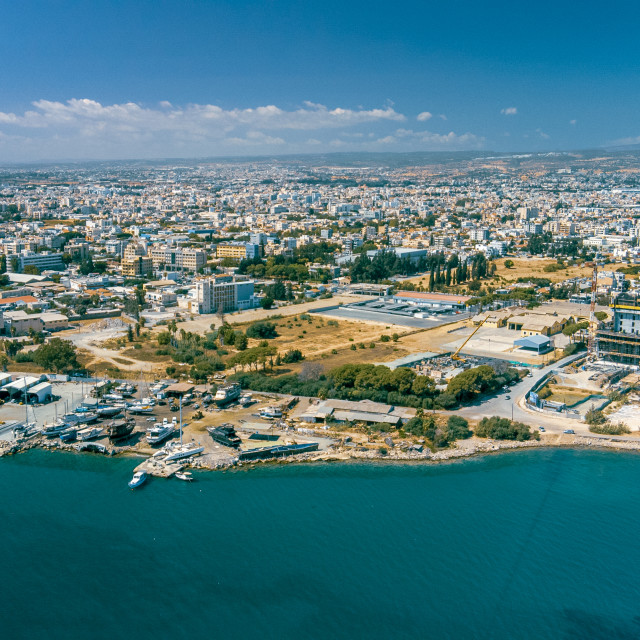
[536,128,550,139]
[569,119,577,126]
[416,111,432,121]
[501,107,518,115]
[0,98,486,160]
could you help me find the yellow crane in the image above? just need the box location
[451,316,488,361]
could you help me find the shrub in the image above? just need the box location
[157,331,171,346]
[585,408,606,426]
[589,422,630,435]
[13,352,34,363]
[282,349,304,364]
[380,334,391,342]
[445,415,471,440]
[246,321,278,340]
[475,416,538,441]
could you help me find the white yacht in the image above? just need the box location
[128,470,147,489]
[42,420,68,438]
[163,442,204,461]
[146,421,175,445]
[77,426,104,441]
[260,406,283,420]
[128,402,153,415]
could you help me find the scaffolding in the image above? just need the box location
[596,330,640,365]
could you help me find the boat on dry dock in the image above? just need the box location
[77,426,104,441]
[214,383,242,407]
[59,427,77,442]
[163,442,204,461]
[146,419,175,445]
[107,419,135,443]
[207,424,242,449]
[42,420,68,438]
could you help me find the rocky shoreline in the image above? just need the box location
[4,431,639,474]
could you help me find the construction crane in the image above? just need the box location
[452,317,488,361]
[587,261,598,357]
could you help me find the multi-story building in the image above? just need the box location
[216,243,261,260]
[8,251,65,273]
[597,293,640,364]
[194,277,255,314]
[121,255,153,278]
[148,246,207,272]
[469,228,490,242]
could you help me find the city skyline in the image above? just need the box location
[1,0,639,160]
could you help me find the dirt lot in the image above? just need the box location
[178,294,371,334]
[399,257,593,288]
[494,257,593,283]
[237,314,408,360]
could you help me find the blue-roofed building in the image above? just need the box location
[514,335,553,354]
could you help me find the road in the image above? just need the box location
[455,353,590,433]
[59,320,154,372]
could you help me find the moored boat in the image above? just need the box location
[128,470,147,489]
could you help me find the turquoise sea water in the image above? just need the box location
[1,449,640,639]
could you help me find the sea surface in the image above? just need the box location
[1,449,640,640]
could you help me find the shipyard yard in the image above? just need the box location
[4,341,640,485]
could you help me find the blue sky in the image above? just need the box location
[1,0,639,160]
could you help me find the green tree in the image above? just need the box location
[127,325,134,342]
[234,332,248,350]
[23,264,40,275]
[260,296,274,310]
[32,338,80,373]
[504,259,514,269]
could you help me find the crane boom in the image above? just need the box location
[452,317,488,361]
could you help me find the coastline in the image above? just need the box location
[3,431,640,473]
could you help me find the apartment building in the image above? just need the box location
[216,242,261,260]
[8,251,65,273]
[121,255,153,278]
[148,246,207,272]
[193,277,255,314]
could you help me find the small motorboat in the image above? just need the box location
[128,470,147,489]
[175,471,193,482]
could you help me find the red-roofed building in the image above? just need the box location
[0,295,39,308]
[392,291,471,310]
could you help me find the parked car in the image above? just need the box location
[563,429,575,434]
[539,426,546,432]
